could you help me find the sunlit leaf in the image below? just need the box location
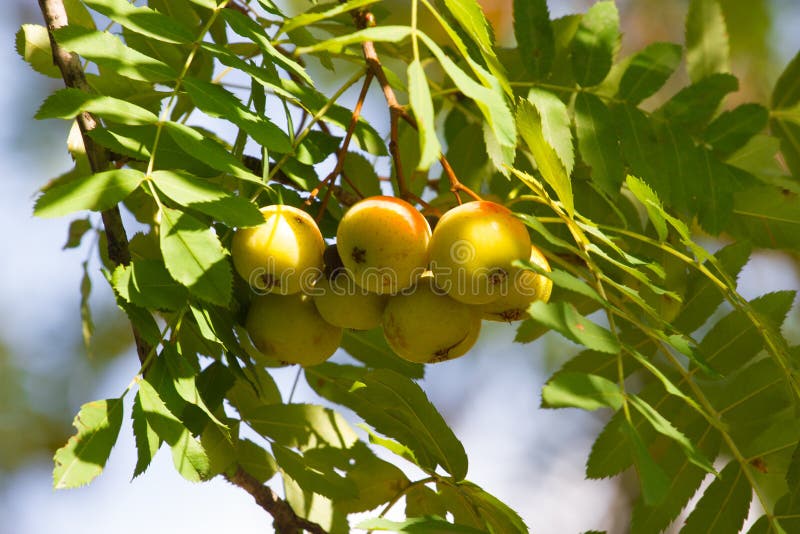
[53,26,176,82]
[528,301,620,353]
[407,60,441,170]
[541,372,623,411]
[83,0,195,44]
[16,24,61,78]
[517,99,574,215]
[159,206,232,306]
[35,169,144,218]
[53,398,123,488]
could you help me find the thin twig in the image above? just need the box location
[225,467,328,534]
[38,0,151,366]
[309,72,374,218]
[440,155,482,204]
[339,6,478,206]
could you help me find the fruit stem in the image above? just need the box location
[440,155,482,204]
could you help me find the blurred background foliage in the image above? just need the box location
[2,0,799,531]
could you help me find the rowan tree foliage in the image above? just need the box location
[19,0,800,531]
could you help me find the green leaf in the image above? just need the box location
[237,439,278,483]
[773,50,800,109]
[513,0,554,79]
[280,79,387,156]
[408,60,441,171]
[280,0,379,35]
[35,169,144,218]
[83,0,195,44]
[528,301,620,354]
[520,263,604,304]
[457,482,528,534]
[698,291,795,375]
[36,88,160,125]
[629,396,716,475]
[272,444,357,499]
[151,170,264,227]
[729,185,800,250]
[159,206,232,306]
[617,42,682,104]
[53,26,176,82]
[673,241,752,334]
[182,77,292,153]
[527,88,574,175]
[705,103,769,155]
[162,121,262,184]
[358,517,487,533]
[242,403,358,450]
[685,0,730,83]
[335,442,411,514]
[419,33,517,160]
[441,0,495,58]
[162,346,229,432]
[53,398,124,489]
[626,175,668,241]
[308,365,467,480]
[132,391,160,478]
[341,328,424,378]
[541,372,623,411]
[631,418,722,533]
[296,25,412,55]
[138,379,211,482]
[623,421,671,505]
[570,1,619,87]
[614,104,672,203]
[221,9,312,86]
[226,364,282,417]
[658,73,739,132]
[574,93,624,196]
[16,24,61,78]
[63,218,93,249]
[112,260,187,310]
[517,99,573,215]
[342,153,383,198]
[681,461,751,534]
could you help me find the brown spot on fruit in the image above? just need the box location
[351,246,367,264]
[260,273,280,289]
[489,268,507,287]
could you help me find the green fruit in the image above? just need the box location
[481,245,553,322]
[313,273,388,330]
[232,204,324,294]
[382,276,481,363]
[245,293,342,366]
[336,196,431,294]
[429,201,531,305]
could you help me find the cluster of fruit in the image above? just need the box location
[231,197,552,367]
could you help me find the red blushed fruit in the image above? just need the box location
[336,196,431,294]
[428,201,532,305]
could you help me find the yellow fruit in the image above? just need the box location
[382,276,481,363]
[481,245,553,322]
[231,205,324,294]
[336,196,431,294]
[429,201,531,305]
[313,273,389,330]
[245,293,342,366]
